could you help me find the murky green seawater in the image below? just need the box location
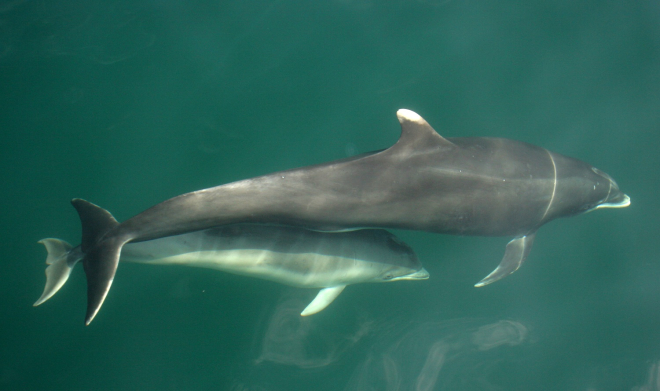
[2,1,658,390]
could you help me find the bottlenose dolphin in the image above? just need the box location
[35,224,428,317]
[72,109,630,324]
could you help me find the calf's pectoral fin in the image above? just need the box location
[300,286,346,316]
[474,232,536,287]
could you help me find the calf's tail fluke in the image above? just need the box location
[71,199,123,325]
[34,238,76,306]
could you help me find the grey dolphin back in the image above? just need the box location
[68,109,630,325]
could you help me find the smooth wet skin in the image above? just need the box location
[109,112,627,238]
[35,225,428,317]
[72,109,630,324]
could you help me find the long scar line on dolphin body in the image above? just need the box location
[541,150,558,221]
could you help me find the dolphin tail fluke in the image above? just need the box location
[34,238,77,306]
[474,233,536,287]
[301,286,346,316]
[71,199,122,325]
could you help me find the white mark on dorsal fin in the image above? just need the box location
[397,109,423,122]
[392,109,456,153]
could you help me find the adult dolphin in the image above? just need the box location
[73,109,630,325]
[34,224,427,318]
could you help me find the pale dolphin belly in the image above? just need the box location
[35,224,429,318]
[131,249,383,288]
[121,224,425,288]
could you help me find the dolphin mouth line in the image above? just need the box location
[595,194,631,209]
[394,268,430,280]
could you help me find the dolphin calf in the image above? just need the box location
[72,109,629,324]
[35,224,428,317]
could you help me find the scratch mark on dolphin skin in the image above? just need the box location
[541,150,557,221]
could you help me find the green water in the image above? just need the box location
[1,1,658,390]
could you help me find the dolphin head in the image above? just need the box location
[378,234,430,281]
[552,156,630,218]
[588,167,631,211]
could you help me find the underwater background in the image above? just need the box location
[1,1,659,390]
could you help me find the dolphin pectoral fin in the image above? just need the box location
[34,239,74,306]
[300,286,346,316]
[474,233,537,288]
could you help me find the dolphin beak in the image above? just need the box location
[590,168,630,210]
[399,268,430,280]
[596,193,631,209]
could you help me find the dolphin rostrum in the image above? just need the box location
[72,109,630,324]
[35,224,428,317]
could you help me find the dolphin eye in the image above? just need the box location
[383,274,393,280]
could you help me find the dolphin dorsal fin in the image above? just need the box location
[391,109,455,153]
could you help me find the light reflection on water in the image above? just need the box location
[344,319,529,391]
[240,294,531,390]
